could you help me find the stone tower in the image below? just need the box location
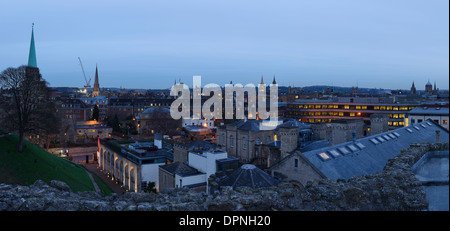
[369,114,389,136]
[410,81,416,95]
[425,80,432,94]
[279,122,299,159]
[92,65,100,97]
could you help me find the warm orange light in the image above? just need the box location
[357,112,361,116]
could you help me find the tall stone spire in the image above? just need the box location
[261,75,264,85]
[272,75,276,85]
[28,23,37,68]
[410,81,416,95]
[92,65,100,97]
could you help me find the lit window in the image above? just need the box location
[318,153,330,161]
[274,135,278,141]
[356,106,361,110]
[362,106,367,110]
[374,106,380,110]
[387,106,392,110]
[393,107,398,111]
[344,105,350,109]
[315,105,321,109]
[350,113,355,117]
[339,112,344,116]
[444,120,448,125]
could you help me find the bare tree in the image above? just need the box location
[0,65,56,152]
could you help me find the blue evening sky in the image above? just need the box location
[0,0,448,90]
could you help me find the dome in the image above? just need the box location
[218,164,280,188]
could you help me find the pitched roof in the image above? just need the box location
[218,164,280,188]
[300,120,449,180]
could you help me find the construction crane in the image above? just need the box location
[78,57,91,91]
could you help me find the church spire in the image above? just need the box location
[92,64,100,97]
[272,75,276,85]
[261,75,264,85]
[28,23,37,68]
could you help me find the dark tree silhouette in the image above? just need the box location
[92,104,99,121]
[0,65,56,152]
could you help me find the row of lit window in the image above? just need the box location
[388,121,405,126]
[290,111,406,118]
[292,104,414,111]
[374,106,414,111]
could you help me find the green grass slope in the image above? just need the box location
[0,133,95,192]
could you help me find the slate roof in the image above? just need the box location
[300,120,449,181]
[159,162,202,177]
[408,107,449,116]
[218,164,280,188]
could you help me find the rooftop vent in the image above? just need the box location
[370,138,380,145]
[393,132,401,137]
[414,126,420,130]
[406,128,413,133]
[383,135,391,140]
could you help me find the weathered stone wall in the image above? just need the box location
[0,143,447,211]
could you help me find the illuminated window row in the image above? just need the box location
[388,121,405,126]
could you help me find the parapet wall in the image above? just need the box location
[0,142,447,211]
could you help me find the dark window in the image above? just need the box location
[294,159,298,168]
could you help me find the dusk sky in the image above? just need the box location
[0,0,448,90]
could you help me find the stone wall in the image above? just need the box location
[1,142,447,211]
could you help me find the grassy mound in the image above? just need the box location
[0,133,95,192]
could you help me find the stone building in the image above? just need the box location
[173,140,222,164]
[216,120,279,164]
[310,119,365,146]
[369,114,389,136]
[216,119,323,168]
[269,120,449,186]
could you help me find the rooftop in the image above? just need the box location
[408,107,449,116]
[159,162,202,177]
[299,120,449,180]
[218,164,280,188]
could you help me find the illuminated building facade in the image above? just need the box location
[286,97,418,131]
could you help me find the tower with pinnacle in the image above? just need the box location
[92,65,100,97]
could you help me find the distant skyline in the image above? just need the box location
[0,0,448,90]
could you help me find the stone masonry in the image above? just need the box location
[1,142,447,211]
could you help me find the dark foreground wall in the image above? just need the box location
[0,142,447,211]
